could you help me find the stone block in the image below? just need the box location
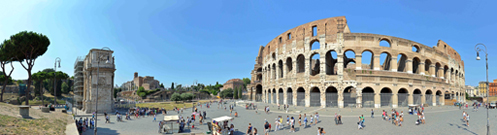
[19,105,30,118]
[41,107,50,113]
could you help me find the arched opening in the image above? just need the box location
[256,85,262,102]
[380,87,393,107]
[272,63,276,79]
[256,74,262,82]
[278,60,283,78]
[344,50,356,69]
[435,63,441,77]
[272,89,276,104]
[445,91,451,99]
[343,86,357,108]
[310,53,320,76]
[444,66,449,79]
[425,90,433,106]
[379,39,391,47]
[380,52,392,71]
[413,89,422,105]
[397,54,408,72]
[425,59,432,75]
[325,50,338,75]
[311,40,320,50]
[257,68,262,72]
[412,57,421,74]
[436,90,442,105]
[288,33,291,40]
[272,53,276,60]
[310,87,321,107]
[312,26,317,37]
[398,88,408,107]
[287,88,293,105]
[297,55,305,73]
[362,50,374,70]
[412,45,420,53]
[296,87,305,106]
[286,57,293,74]
[278,88,284,105]
[456,92,459,101]
[362,87,375,108]
[325,86,338,107]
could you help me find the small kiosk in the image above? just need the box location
[211,116,234,135]
[162,115,180,133]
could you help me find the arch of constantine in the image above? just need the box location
[246,16,466,108]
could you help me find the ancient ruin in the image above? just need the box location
[246,16,466,108]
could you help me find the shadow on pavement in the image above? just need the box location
[448,123,478,135]
[82,127,119,135]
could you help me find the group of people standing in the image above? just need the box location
[247,112,322,135]
[76,117,95,134]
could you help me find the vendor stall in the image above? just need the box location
[162,115,180,133]
[211,116,235,135]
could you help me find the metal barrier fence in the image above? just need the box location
[278,93,284,105]
[297,92,305,106]
[114,103,136,109]
[287,93,293,105]
[272,93,276,104]
[343,93,356,108]
[256,94,262,102]
[425,94,433,106]
[326,93,338,107]
[362,93,375,108]
[413,94,421,105]
[380,93,392,107]
[310,92,320,107]
[268,94,272,104]
[398,94,408,107]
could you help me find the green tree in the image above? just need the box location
[171,93,181,102]
[0,40,16,102]
[61,81,69,94]
[114,87,122,98]
[239,88,243,100]
[242,78,251,88]
[199,89,210,94]
[234,87,238,99]
[4,31,50,105]
[47,71,69,97]
[220,88,233,98]
[171,82,175,90]
[160,83,164,88]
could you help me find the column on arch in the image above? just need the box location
[390,56,398,72]
[305,87,310,107]
[407,59,413,73]
[356,88,362,108]
[392,93,398,108]
[408,89,414,106]
[419,62,425,75]
[355,54,362,70]
[373,55,381,70]
[429,64,436,77]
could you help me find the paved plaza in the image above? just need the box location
[76,101,497,135]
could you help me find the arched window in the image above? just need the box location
[397,54,407,72]
[288,33,292,40]
[286,57,293,73]
[310,53,320,76]
[412,45,420,53]
[425,59,432,75]
[344,50,356,69]
[311,40,320,50]
[412,57,421,74]
[326,50,338,75]
[380,52,392,71]
[312,26,317,36]
[379,39,391,47]
[362,50,374,70]
[297,55,305,73]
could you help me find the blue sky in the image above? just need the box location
[1,0,496,87]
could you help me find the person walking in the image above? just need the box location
[298,114,302,126]
[289,117,295,133]
[303,114,308,128]
[153,114,157,122]
[315,112,319,124]
[466,114,470,127]
[247,123,253,135]
[357,116,363,130]
[371,109,374,118]
[310,115,314,126]
[264,121,270,135]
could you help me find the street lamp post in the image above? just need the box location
[475,43,490,135]
[95,47,110,135]
[54,57,61,105]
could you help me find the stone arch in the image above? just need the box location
[362,50,374,70]
[325,86,338,107]
[412,44,420,53]
[397,53,408,72]
[412,57,421,74]
[344,50,356,68]
[325,50,338,75]
[425,59,432,75]
[380,87,393,107]
[255,85,262,102]
[287,87,293,105]
[444,65,449,79]
[436,90,442,105]
[278,60,283,78]
[310,39,320,50]
[310,87,321,107]
[425,90,433,106]
[272,63,276,79]
[286,57,293,74]
[343,86,357,108]
[310,52,321,76]
[398,88,409,107]
[435,62,441,77]
[272,52,276,60]
[296,87,305,106]
[272,89,276,104]
[413,89,422,105]
[297,54,305,73]
[380,51,392,71]
[362,87,375,108]
[278,88,284,105]
[379,38,391,47]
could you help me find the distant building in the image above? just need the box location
[223,78,245,91]
[132,72,160,90]
[465,85,475,97]
[489,79,497,97]
[478,81,488,97]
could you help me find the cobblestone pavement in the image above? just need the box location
[77,101,497,135]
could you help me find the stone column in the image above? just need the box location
[275,64,279,80]
[444,68,449,79]
[390,57,398,72]
[356,55,362,70]
[419,62,425,75]
[356,88,362,108]
[374,93,381,108]
[408,93,414,106]
[338,89,344,108]
[263,90,266,103]
[432,94,437,106]
[373,55,381,70]
[293,90,297,106]
[270,90,274,104]
[276,90,279,105]
[283,61,287,79]
[283,89,287,105]
[429,64,436,77]
[406,60,413,74]
[305,88,310,107]
[421,94,425,105]
[392,93,398,108]
[321,88,326,108]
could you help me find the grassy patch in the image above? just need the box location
[0,114,68,134]
[136,100,212,110]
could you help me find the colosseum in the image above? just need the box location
[246,16,466,108]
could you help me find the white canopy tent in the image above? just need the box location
[212,116,234,122]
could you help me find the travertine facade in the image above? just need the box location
[223,78,245,91]
[80,49,116,113]
[247,16,466,108]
